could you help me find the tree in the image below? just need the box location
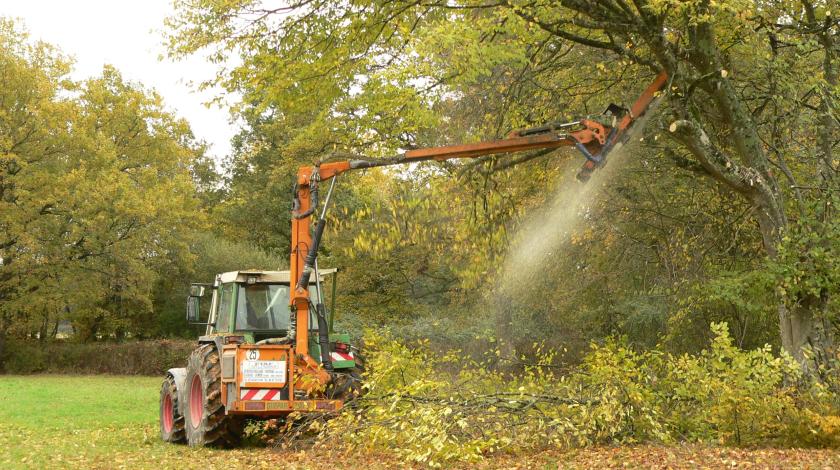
[0,19,207,342]
[0,18,77,346]
[166,1,838,366]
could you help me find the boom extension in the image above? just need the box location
[289,71,668,367]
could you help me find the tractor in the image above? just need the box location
[160,71,668,447]
[160,268,361,446]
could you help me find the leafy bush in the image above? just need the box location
[664,323,800,445]
[292,323,839,466]
[577,340,669,444]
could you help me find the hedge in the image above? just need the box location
[0,339,196,375]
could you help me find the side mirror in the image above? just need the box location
[189,284,206,297]
[186,296,200,323]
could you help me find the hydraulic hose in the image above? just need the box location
[297,219,325,289]
[292,178,319,220]
[296,176,337,290]
[315,302,333,371]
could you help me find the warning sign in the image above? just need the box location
[241,360,286,384]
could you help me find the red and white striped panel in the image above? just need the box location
[330,351,354,362]
[239,388,283,401]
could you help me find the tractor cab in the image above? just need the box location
[186,269,353,365]
[207,270,332,339]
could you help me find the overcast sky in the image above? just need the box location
[4,0,236,163]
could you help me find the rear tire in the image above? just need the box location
[184,344,243,447]
[159,374,186,443]
[327,351,366,401]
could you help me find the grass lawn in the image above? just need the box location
[0,375,406,470]
[1,375,839,469]
[0,375,201,469]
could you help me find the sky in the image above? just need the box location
[3,0,237,163]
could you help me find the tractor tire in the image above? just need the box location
[327,351,366,402]
[183,344,243,447]
[159,374,186,444]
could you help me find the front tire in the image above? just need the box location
[159,374,186,443]
[183,344,243,447]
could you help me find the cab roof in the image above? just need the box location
[218,269,337,284]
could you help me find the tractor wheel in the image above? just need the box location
[327,351,366,402]
[183,344,243,447]
[159,374,186,443]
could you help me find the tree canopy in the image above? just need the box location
[0,20,205,341]
[165,0,838,364]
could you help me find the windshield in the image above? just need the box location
[235,284,291,331]
[233,283,323,331]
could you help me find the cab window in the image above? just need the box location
[235,284,291,331]
[215,283,234,332]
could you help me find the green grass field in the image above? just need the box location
[0,375,210,469]
[0,375,402,470]
[1,375,839,469]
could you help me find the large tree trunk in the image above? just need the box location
[779,294,834,371]
[756,193,834,370]
[656,6,837,370]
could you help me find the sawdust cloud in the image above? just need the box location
[497,102,660,298]
[497,151,624,297]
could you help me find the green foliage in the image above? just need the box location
[308,323,837,466]
[0,19,206,341]
[666,268,778,353]
[773,198,840,314]
[578,340,670,444]
[666,323,800,445]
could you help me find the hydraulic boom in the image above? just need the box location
[289,71,668,372]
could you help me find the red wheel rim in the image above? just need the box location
[162,394,174,433]
[189,375,203,429]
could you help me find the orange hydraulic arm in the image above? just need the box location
[289,71,668,367]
